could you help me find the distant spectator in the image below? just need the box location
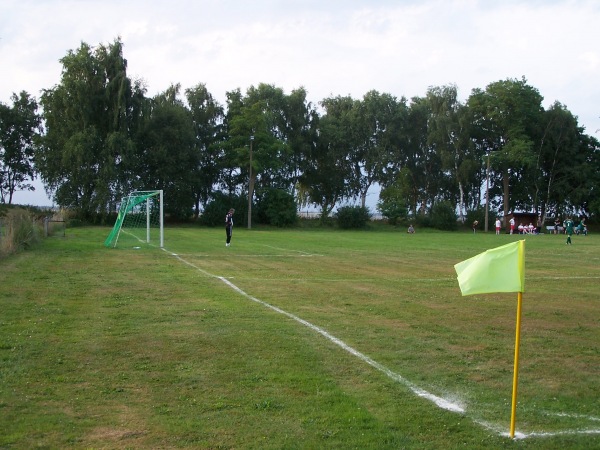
[408,224,415,234]
[527,223,535,234]
[472,220,479,234]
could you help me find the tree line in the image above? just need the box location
[1,37,599,225]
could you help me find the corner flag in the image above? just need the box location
[454,239,526,438]
[454,240,525,296]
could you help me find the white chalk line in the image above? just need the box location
[162,248,464,416]
[161,247,600,439]
[263,244,320,256]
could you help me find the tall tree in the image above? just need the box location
[185,83,225,217]
[299,114,348,220]
[425,85,476,221]
[282,87,319,202]
[467,77,544,222]
[300,96,354,218]
[532,102,581,222]
[0,92,41,204]
[38,38,141,217]
[136,84,197,219]
[403,96,444,215]
[353,91,405,208]
[224,83,305,223]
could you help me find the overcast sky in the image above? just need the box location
[2,0,599,206]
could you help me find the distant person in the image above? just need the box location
[564,217,574,245]
[509,217,515,235]
[495,218,501,235]
[225,208,235,247]
[554,216,561,234]
[518,223,524,234]
[472,220,479,234]
[577,217,588,236]
[408,224,415,234]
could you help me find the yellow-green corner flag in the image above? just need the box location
[454,240,525,296]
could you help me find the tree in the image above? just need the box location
[301,96,355,219]
[353,91,406,208]
[402,96,444,215]
[185,83,225,217]
[0,92,41,204]
[38,38,142,218]
[282,87,319,203]
[533,102,581,222]
[467,77,544,223]
[425,85,475,222]
[135,84,197,219]
[223,83,312,224]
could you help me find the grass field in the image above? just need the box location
[1,225,599,449]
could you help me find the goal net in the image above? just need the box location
[104,190,164,248]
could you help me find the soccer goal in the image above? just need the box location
[104,190,164,248]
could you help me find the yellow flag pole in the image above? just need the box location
[509,291,523,438]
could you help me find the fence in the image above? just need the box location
[44,217,66,237]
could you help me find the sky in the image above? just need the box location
[2,0,599,207]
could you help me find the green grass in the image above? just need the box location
[1,226,599,449]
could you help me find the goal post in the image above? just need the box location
[104,190,164,248]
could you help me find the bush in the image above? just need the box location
[377,200,408,226]
[465,208,486,231]
[430,201,457,231]
[335,206,371,229]
[256,188,297,227]
[200,192,246,227]
[0,208,41,257]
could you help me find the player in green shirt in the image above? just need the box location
[564,217,574,245]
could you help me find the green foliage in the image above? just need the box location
[335,205,371,229]
[137,87,198,221]
[256,188,297,227]
[200,192,246,227]
[377,183,408,225]
[465,207,486,231]
[13,37,600,226]
[430,201,458,231]
[0,92,41,204]
[0,208,40,257]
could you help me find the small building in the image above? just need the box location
[505,212,541,232]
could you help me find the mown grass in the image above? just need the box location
[1,226,599,449]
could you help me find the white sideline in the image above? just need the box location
[162,247,600,440]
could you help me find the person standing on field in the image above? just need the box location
[495,218,501,235]
[225,208,235,247]
[509,217,515,234]
[564,216,574,245]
